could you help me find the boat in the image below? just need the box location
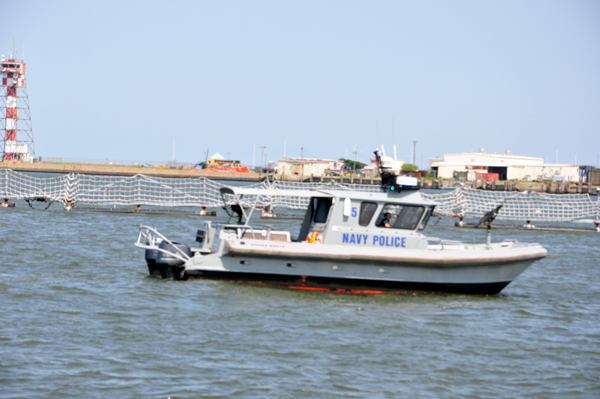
[134,151,547,295]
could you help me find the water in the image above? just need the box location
[1,202,599,398]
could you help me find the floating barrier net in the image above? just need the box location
[1,170,598,222]
[419,190,600,222]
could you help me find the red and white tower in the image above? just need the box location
[1,54,34,161]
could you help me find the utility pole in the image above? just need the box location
[300,147,304,181]
[260,146,266,180]
[412,139,417,166]
[353,145,358,176]
[205,148,209,163]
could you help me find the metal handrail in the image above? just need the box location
[135,225,191,262]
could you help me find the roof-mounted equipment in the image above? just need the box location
[374,150,419,192]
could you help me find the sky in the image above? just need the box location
[2,0,599,168]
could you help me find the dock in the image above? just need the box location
[0,161,260,181]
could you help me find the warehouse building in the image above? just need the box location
[430,149,579,182]
[277,158,345,179]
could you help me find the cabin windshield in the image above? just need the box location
[376,204,425,230]
[418,206,435,231]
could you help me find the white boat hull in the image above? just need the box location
[170,239,546,295]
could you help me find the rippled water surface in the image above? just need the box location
[1,201,599,398]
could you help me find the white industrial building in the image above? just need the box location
[277,158,345,178]
[430,149,579,182]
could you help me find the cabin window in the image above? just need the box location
[313,197,333,223]
[417,207,434,231]
[376,204,425,230]
[359,202,378,226]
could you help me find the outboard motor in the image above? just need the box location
[145,237,163,276]
[156,240,191,280]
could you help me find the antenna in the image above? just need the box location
[375,119,382,145]
[392,117,397,156]
[1,47,35,161]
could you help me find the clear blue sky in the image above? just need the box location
[3,0,599,167]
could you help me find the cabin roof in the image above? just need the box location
[228,187,333,198]
[228,187,439,206]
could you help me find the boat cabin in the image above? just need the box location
[208,180,437,252]
[297,189,437,250]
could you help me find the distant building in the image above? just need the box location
[430,149,579,182]
[278,158,344,179]
[579,166,600,185]
[207,152,243,167]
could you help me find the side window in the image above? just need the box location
[359,202,378,226]
[313,198,333,223]
[376,204,402,227]
[376,204,425,230]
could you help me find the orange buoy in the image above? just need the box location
[306,231,323,244]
